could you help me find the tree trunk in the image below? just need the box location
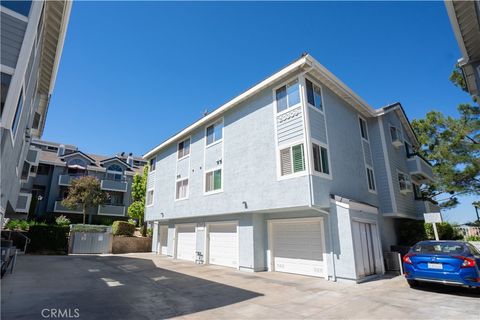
[82,205,86,224]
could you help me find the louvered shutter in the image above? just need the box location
[280,148,292,176]
[292,144,305,173]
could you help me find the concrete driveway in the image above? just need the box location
[2,253,478,319]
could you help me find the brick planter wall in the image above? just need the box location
[112,236,152,254]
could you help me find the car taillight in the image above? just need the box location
[455,256,476,268]
[403,254,414,265]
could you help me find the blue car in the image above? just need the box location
[403,240,480,289]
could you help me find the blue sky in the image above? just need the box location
[43,1,478,223]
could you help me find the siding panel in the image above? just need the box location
[277,106,304,146]
[1,12,27,68]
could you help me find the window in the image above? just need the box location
[146,190,154,206]
[205,169,222,193]
[175,178,189,200]
[413,183,423,200]
[12,90,24,137]
[280,143,305,176]
[1,73,12,118]
[1,1,32,17]
[206,120,223,146]
[106,164,123,181]
[68,158,86,168]
[359,117,368,140]
[312,143,330,175]
[106,192,124,205]
[366,167,376,191]
[404,142,414,158]
[276,80,300,112]
[178,138,190,159]
[32,112,41,129]
[305,79,323,110]
[149,158,156,172]
[21,161,30,180]
[398,171,412,194]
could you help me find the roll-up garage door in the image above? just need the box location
[208,223,238,268]
[175,225,196,261]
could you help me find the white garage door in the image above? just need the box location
[270,219,326,278]
[208,223,238,268]
[159,225,168,255]
[176,225,196,261]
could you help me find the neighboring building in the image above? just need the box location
[18,139,146,220]
[0,0,72,219]
[144,54,439,282]
[445,0,480,100]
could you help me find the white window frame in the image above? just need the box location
[277,141,307,179]
[358,116,369,142]
[204,166,223,195]
[304,77,324,114]
[311,139,332,179]
[149,157,156,173]
[177,136,191,160]
[175,177,189,201]
[366,165,376,192]
[146,189,154,207]
[274,78,302,115]
[397,170,412,195]
[205,118,224,148]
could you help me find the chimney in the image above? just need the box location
[127,153,133,167]
[57,144,65,156]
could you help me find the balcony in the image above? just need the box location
[424,201,441,214]
[26,146,40,166]
[58,174,83,186]
[16,193,32,213]
[407,155,434,183]
[54,200,82,214]
[98,204,126,216]
[101,179,127,192]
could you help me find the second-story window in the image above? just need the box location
[366,167,376,191]
[149,158,156,172]
[176,178,189,200]
[106,164,123,181]
[404,142,413,158]
[276,80,300,113]
[358,117,368,141]
[146,189,154,206]
[206,120,223,146]
[280,143,305,176]
[12,90,24,137]
[178,138,190,159]
[312,143,329,175]
[305,79,323,111]
[398,171,412,194]
[205,168,222,193]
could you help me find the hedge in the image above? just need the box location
[71,224,109,233]
[27,225,70,254]
[112,221,135,236]
[425,222,463,241]
[34,213,128,226]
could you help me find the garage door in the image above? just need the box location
[176,225,196,261]
[208,223,238,268]
[270,219,326,278]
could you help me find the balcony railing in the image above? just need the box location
[54,200,82,214]
[58,174,84,186]
[26,147,40,166]
[424,201,441,214]
[98,204,126,216]
[407,155,434,182]
[101,179,127,192]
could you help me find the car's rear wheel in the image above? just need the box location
[407,279,419,288]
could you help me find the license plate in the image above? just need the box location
[427,263,442,270]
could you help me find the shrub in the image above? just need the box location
[71,224,108,233]
[425,222,463,240]
[5,219,20,230]
[128,219,137,226]
[27,225,69,254]
[398,220,427,246]
[466,235,480,241]
[18,220,30,231]
[112,221,135,236]
[147,228,153,237]
[55,215,71,226]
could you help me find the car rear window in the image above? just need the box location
[412,243,466,254]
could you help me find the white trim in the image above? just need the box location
[204,118,224,148]
[174,177,189,201]
[0,5,29,22]
[311,138,332,180]
[0,64,15,75]
[203,220,240,269]
[177,136,191,161]
[15,192,32,213]
[267,217,328,279]
[378,117,398,213]
[277,140,308,180]
[358,115,376,194]
[365,165,377,194]
[203,166,223,195]
[146,188,155,207]
[444,1,469,63]
[304,77,325,115]
[173,223,197,261]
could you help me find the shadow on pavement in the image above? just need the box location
[411,282,480,298]
[1,255,262,319]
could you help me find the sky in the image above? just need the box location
[43,1,479,223]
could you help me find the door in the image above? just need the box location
[270,218,326,278]
[159,225,168,255]
[207,222,238,268]
[175,225,196,261]
[352,221,377,278]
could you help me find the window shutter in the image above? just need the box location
[205,172,213,192]
[292,144,305,173]
[280,148,292,176]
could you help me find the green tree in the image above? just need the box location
[128,166,148,224]
[62,176,107,224]
[411,69,479,209]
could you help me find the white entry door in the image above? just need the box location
[175,225,196,261]
[207,222,238,268]
[159,225,168,255]
[352,221,379,278]
[270,218,326,278]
